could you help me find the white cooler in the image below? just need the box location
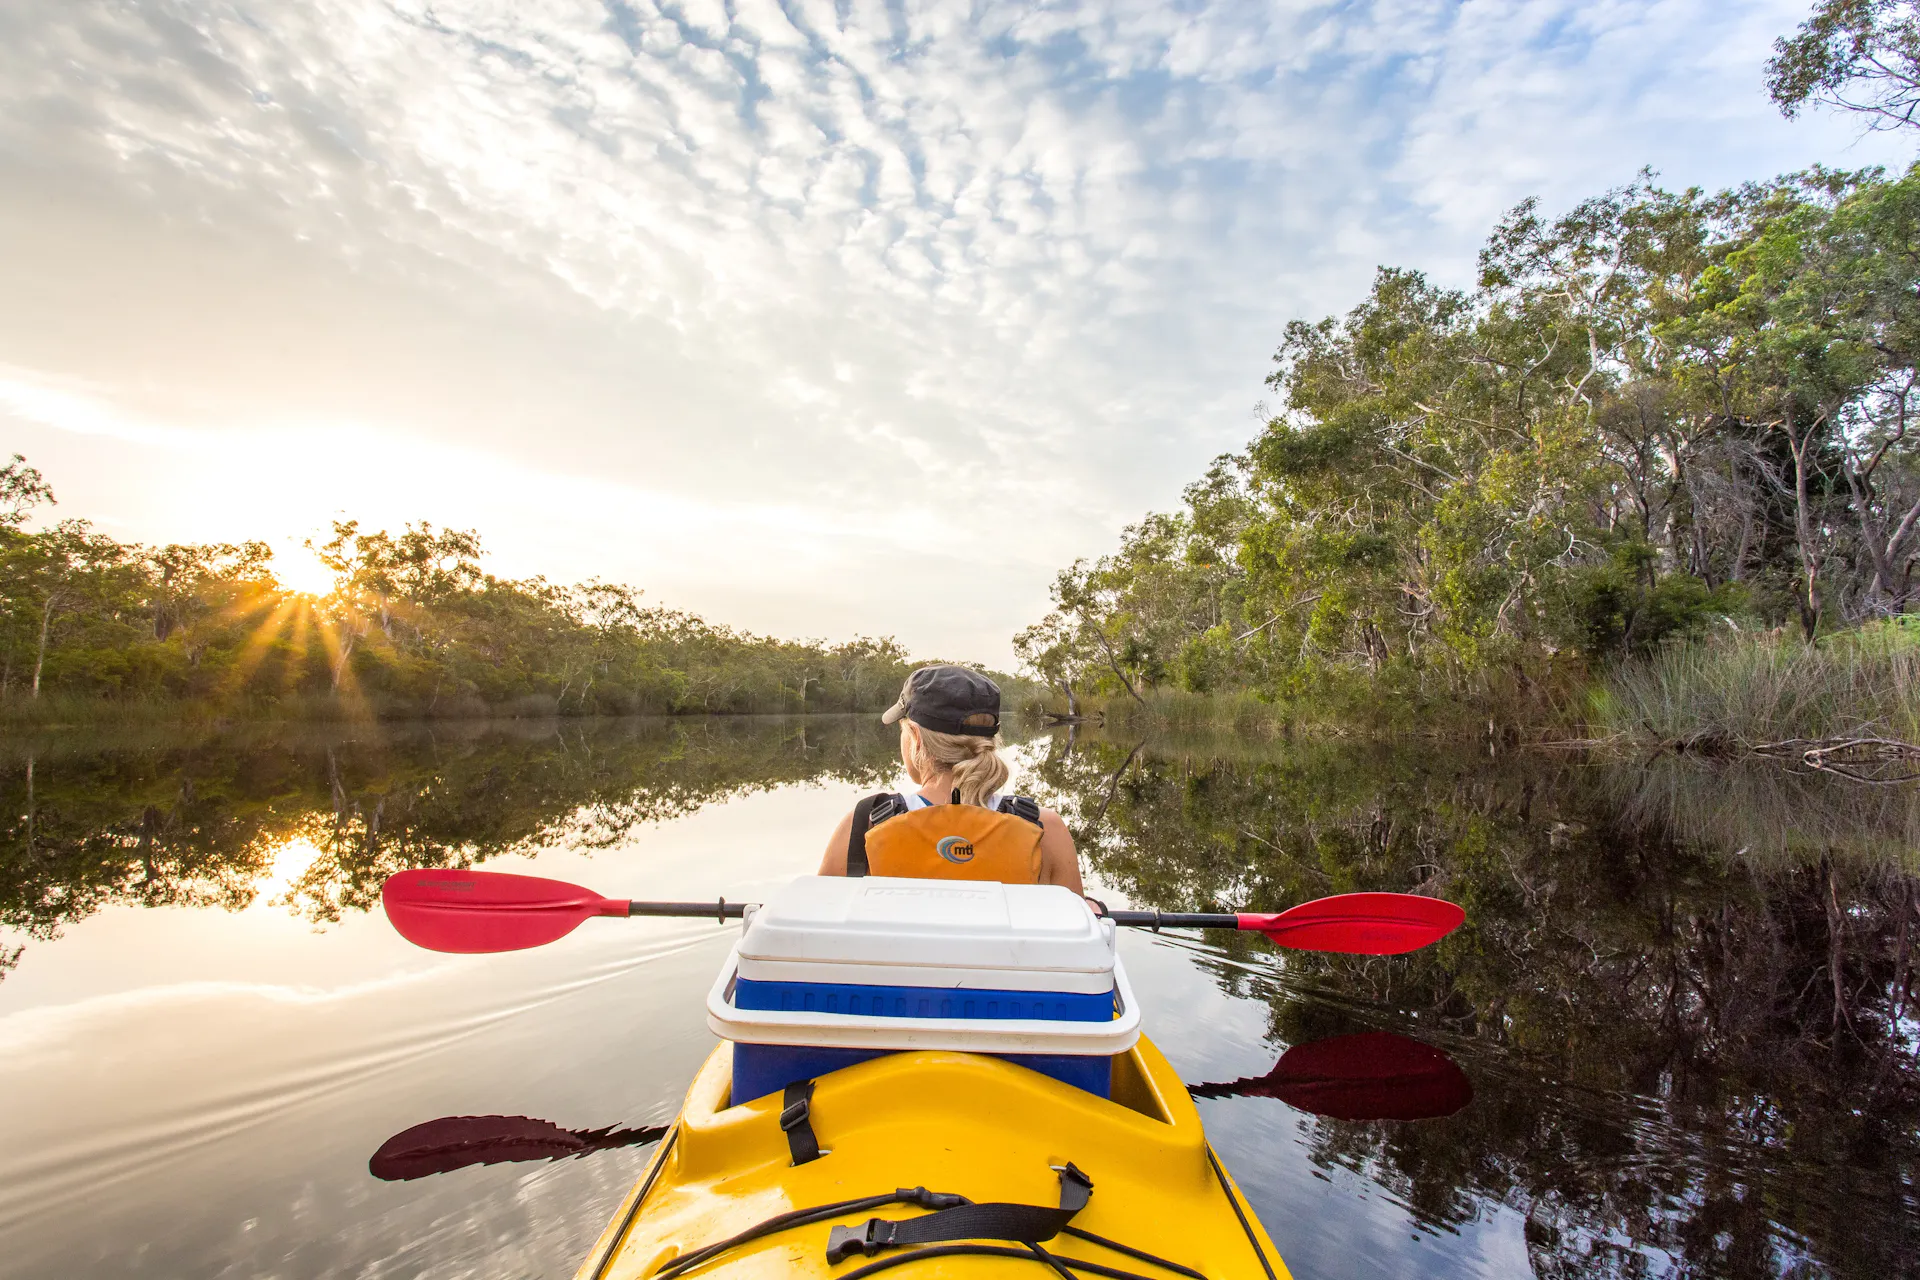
[706,876,1141,1102]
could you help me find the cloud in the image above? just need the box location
[0,0,1907,660]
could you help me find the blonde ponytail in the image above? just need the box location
[904,724,1011,807]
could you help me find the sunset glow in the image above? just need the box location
[271,544,335,598]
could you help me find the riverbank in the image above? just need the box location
[1021,655,1584,740]
[1591,620,1920,744]
[0,691,911,730]
[1024,623,1920,759]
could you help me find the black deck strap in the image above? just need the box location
[781,1080,825,1166]
[656,1186,967,1280]
[1059,1227,1208,1280]
[1204,1146,1275,1280]
[834,1243,1187,1280]
[1026,1241,1078,1279]
[827,1163,1092,1264]
[997,795,1044,827]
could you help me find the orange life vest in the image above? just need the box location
[847,793,1045,884]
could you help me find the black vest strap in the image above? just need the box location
[780,1080,825,1165]
[826,1164,1093,1263]
[848,793,919,875]
[846,795,879,877]
[997,795,1043,827]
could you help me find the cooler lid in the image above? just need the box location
[738,876,1113,974]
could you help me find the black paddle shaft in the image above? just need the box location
[621,901,1238,930]
[1107,910,1240,931]
[627,900,751,922]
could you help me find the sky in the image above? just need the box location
[0,0,1908,665]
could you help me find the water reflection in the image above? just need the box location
[1188,1032,1472,1122]
[1028,732,1920,1280]
[0,715,905,977]
[1,719,1915,1278]
[369,1115,668,1181]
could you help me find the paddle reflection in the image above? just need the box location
[369,1115,669,1181]
[1188,1031,1472,1121]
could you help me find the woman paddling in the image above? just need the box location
[818,663,1084,892]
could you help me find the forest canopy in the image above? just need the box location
[1017,163,1920,708]
[0,456,928,718]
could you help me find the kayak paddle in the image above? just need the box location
[368,1115,666,1181]
[382,869,1464,956]
[1105,896,1464,956]
[1187,1030,1472,1120]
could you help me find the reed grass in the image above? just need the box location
[1594,621,1920,746]
[1025,655,1581,740]
[1092,688,1289,735]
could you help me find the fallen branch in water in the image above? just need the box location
[1751,737,1920,784]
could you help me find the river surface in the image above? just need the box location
[1,716,1916,1279]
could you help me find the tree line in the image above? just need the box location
[1018,4,1920,713]
[0,456,933,718]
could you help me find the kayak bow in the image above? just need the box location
[577,1037,1287,1279]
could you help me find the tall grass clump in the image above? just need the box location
[1092,688,1287,736]
[1595,621,1920,746]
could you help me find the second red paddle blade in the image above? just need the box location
[381,868,626,954]
[1266,1031,1473,1120]
[1189,1031,1473,1121]
[1245,892,1465,955]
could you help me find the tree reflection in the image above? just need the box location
[5,720,1914,1274]
[0,717,903,962]
[1029,732,1920,1280]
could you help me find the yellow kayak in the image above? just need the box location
[575,1037,1289,1279]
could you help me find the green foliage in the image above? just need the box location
[1768,0,1920,129]
[1019,163,1920,720]
[1552,540,1743,655]
[0,455,54,529]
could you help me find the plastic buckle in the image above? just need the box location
[778,1095,811,1133]
[825,1218,893,1264]
[898,1186,966,1210]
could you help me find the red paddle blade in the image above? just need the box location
[1190,1031,1472,1120]
[1240,892,1465,955]
[381,868,629,953]
[370,1115,589,1180]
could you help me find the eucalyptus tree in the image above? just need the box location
[1017,164,1920,700]
[1770,0,1920,131]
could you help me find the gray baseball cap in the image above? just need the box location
[881,664,1002,737]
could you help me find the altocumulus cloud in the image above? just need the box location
[0,0,1903,660]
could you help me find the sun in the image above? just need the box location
[273,543,337,597]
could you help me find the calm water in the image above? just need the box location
[1,717,1916,1278]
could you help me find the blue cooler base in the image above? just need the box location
[734,976,1114,1022]
[731,1042,1113,1104]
